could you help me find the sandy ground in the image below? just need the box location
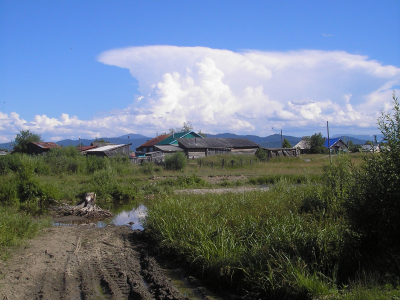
[0,225,193,300]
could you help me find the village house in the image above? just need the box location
[294,138,311,154]
[84,144,132,157]
[361,144,380,152]
[135,134,171,154]
[156,131,203,146]
[324,138,348,152]
[27,142,61,155]
[177,138,259,159]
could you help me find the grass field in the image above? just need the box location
[1,151,398,299]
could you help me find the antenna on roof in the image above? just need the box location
[156,131,158,137]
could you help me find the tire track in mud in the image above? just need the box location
[0,225,188,300]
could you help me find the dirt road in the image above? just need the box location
[0,225,190,300]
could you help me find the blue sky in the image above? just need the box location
[1,0,399,142]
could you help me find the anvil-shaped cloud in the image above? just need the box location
[1,46,399,142]
[97,46,400,135]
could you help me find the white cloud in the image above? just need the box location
[1,46,399,141]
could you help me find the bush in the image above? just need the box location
[165,152,187,171]
[346,92,400,253]
[141,162,154,175]
[255,148,268,161]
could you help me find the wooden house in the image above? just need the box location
[177,138,259,159]
[324,138,348,152]
[27,142,61,155]
[84,144,132,157]
[294,138,311,154]
[156,131,203,146]
[136,134,170,153]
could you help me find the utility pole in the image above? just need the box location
[281,129,283,148]
[327,121,331,163]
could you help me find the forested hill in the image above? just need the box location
[0,133,378,151]
[205,133,302,148]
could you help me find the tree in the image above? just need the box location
[165,152,187,171]
[282,138,292,148]
[171,122,194,134]
[12,130,42,153]
[346,91,400,253]
[347,140,361,153]
[309,132,326,154]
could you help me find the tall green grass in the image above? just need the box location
[144,180,348,298]
[0,206,51,259]
[144,154,400,299]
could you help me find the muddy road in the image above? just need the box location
[0,225,212,300]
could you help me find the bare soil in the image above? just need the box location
[0,224,214,300]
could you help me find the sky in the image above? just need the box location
[1,0,400,143]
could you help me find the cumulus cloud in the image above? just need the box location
[1,46,399,141]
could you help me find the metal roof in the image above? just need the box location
[30,142,61,149]
[294,139,310,149]
[155,145,184,152]
[85,144,127,152]
[138,134,171,147]
[157,131,203,145]
[77,145,98,152]
[177,138,259,149]
[324,138,347,148]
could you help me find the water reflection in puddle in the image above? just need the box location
[54,204,147,230]
[109,204,147,230]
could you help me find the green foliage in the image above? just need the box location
[0,206,51,259]
[88,169,135,202]
[144,181,349,297]
[159,174,209,189]
[173,121,194,133]
[0,153,21,174]
[248,174,321,185]
[347,140,361,153]
[282,138,292,148]
[140,162,154,175]
[255,148,268,161]
[44,146,83,174]
[12,130,42,153]
[309,133,327,154]
[164,152,187,171]
[346,92,400,253]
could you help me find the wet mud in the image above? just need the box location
[0,225,198,300]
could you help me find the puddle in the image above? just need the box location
[53,204,147,230]
[161,268,221,300]
[108,204,147,230]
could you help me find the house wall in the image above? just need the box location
[27,144,48,155]
[105,145,130,157]
[230,148,258,155]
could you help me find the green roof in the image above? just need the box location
[156,131,203,145]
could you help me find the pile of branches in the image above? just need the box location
[51,192,113,219]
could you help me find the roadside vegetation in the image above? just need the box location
[144,92,400,299]
[1,94,398,298]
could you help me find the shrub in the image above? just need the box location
[255,148,268,161]
[165,152,187,171]
[346,92,400,253]
[141,162,154,175]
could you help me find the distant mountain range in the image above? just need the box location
[0,132,382,151]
